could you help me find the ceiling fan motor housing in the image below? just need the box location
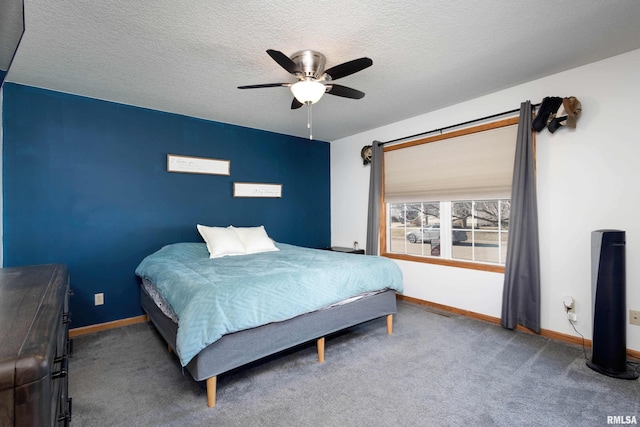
[291,50,326,79]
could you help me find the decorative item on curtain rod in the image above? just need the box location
[532,96,582,134]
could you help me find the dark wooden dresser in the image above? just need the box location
[0,264,72,426]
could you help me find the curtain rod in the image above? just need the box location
[378,102,540,146]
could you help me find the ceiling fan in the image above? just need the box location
[238,49,373,139]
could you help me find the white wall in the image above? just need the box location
[330,48,640,351]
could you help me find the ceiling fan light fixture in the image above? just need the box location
[239,49,373,139]
[290,80,325,104]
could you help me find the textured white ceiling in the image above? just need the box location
[7,0,640,141]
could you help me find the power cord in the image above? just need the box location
[566,306,640,378]
[566,306,589,361]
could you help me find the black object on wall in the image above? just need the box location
[587,229,639,379]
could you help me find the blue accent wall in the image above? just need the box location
[2,83,330,327]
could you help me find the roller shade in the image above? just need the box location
[384,123,518,203]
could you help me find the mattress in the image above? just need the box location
[141,278,381,325]
[136,242,403,366]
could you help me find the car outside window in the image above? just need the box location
[389,202,440,257]
[388,200,509,265]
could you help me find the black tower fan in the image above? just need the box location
[587,229,638,379]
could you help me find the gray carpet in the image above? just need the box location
[69,301,640,426]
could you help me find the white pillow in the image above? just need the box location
[197,224,246,258]
[232,226,279,255]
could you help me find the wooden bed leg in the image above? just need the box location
[387,314,393,335]
[317,337,325,363]
[206,376,217,408]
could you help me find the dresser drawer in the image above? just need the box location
[0,264,71,426]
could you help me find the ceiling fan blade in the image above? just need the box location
[291,98,304,109]
[238,83,291,89]
[267,49,302,75]
[326,84,365,99]
[323,57,372,80]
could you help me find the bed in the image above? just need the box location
[135,229,403,408]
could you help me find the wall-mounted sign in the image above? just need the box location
[233,182,282,198]
[167,154,230,175]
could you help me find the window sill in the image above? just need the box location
[381,252,505,273]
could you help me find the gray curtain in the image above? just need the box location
[501,101,541,332]
[366,141,384,255]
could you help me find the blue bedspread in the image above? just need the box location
[135,242,403,366]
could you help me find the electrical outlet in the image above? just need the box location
[563,296,574,310]
[567,312,577,322]
[630,310,640,326]
[94,293,104,306]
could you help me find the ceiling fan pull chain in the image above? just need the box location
[307,103,313,140]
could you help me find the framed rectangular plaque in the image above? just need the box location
[233,182,282,198]
[167,154,230,176]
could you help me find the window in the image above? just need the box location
[451,200,509,264]
[381,117,519,272]
[389,202,441,257]
[388,200,509,265]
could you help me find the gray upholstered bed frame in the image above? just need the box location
[140,285,397,407]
